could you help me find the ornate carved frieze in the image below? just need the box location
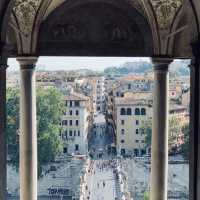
[52,23,88,42]
[38,1,153,55]
[151,0,183,30]
[44,4,142,44]
[12,0,41,37]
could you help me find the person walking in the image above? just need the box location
[103,181,105,188]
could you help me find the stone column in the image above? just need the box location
[150,58,173,200]
[0,59,8,200]
[190,39,200,200]
[17,57,38,200]
[189,58,200,200]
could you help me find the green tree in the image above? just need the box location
[143,191,150,200]
[141,120,152,148]
[142,117,183,149]
[7,87,20,167]
[168,117,181,148]
[7,87,65,177]
[181,124,189,160]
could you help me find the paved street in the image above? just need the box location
[89,113,114,159]
[84,160,117,200]
[82,110,119,200]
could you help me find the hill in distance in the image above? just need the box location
[104,60,190,76]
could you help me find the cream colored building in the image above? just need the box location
[61,92,91,155]
[114,92,152,156]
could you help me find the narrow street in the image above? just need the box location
[83,111,118,200]
[81,77,120,200]
[89,113,113,159]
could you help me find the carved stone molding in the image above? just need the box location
[151,0,183,30]
[41,3,143,44]
[12,0,41,37]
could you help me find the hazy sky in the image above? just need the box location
[8,57,150,71]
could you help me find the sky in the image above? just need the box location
[8,57,150,71]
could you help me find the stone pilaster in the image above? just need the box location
[190,39,200,200]
[0,60,8,200]
[17,57,38,200]
[150,57,173,200]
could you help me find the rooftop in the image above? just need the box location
[115,92,152,106]
[64,92,89,101]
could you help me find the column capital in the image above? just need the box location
[17,57,38,70]
[151,57,173,71]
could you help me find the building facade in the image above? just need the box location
[115,92,152,156]
[61,93,91,155]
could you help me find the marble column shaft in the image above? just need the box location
[189,58,200,200]
[17,57,38,200]
[0,62,7,200]
[150,58,173,200]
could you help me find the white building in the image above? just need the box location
[61,93,91,155]
[96,77,105,112]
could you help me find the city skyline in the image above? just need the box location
[8,57,150,71]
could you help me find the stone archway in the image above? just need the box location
[38,0,154,57]
[1,1,200,200]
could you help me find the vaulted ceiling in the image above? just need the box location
[0,0,199,58]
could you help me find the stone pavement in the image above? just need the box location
[83,160,117,200]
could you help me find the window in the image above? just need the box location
[135,140,139,143]
[136,120,139,125]
[70,110,73,115]
[63,147,67,153]
[120,108,126,115]
[65,130,68,137]
[128,84,131,89]
[74,130,76,136]
[74,101,80,107]
[121,120,125,125]
[75,144,79,151]
[136,129,139,134]
[76,110,79,115]
[141,108,146,115]
[127,108,132,115]
[78,130,80,136]
[121,140,125,143]
[65,101,68,106]
[141,149,146,155]
[140,128,144,135]
[70,120,73,126]
[69,130,73,136]
[70,101,73,107]
[134,149,139,156]
[62,120,68,126]
[121,149,125,155]
[141,140,145,143]
[76,120,79,126]
[135,108,140,115]
[121,129,125,135]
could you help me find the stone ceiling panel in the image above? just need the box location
[150,0,183,30]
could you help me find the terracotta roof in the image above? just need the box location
[115,92,152,106]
